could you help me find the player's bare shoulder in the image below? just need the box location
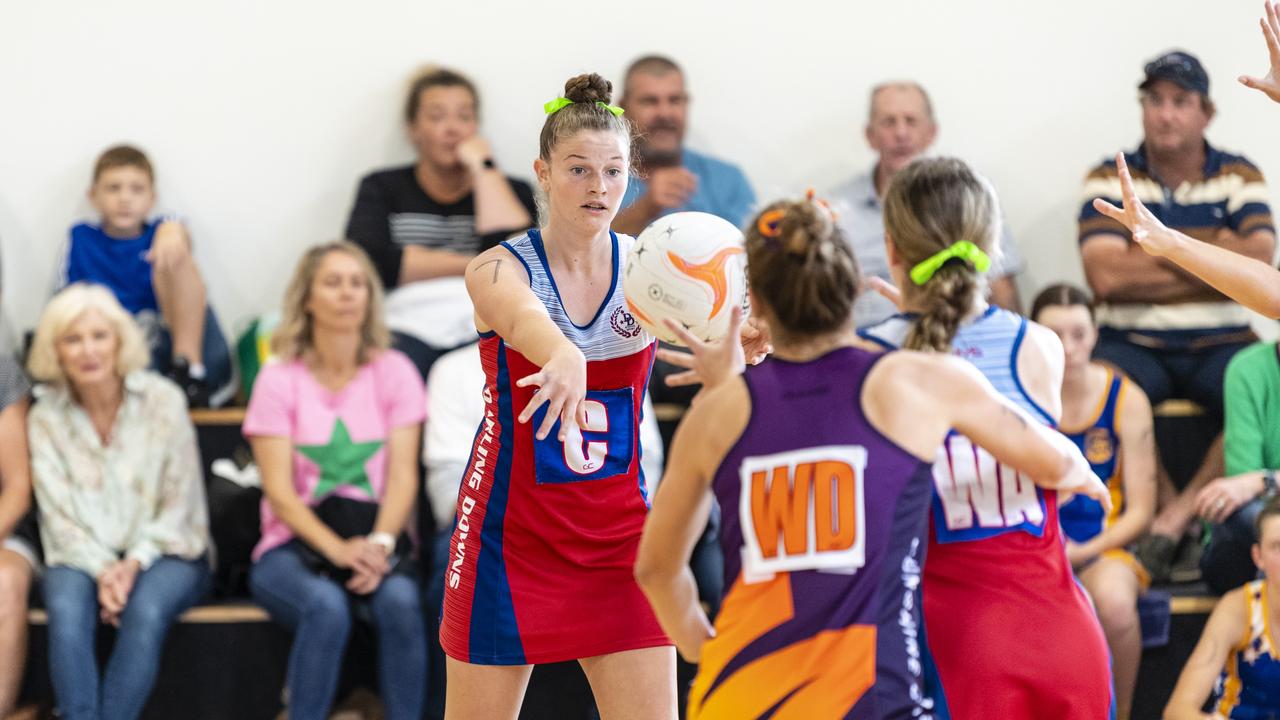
[466,244,530,291]
[1016,318,1065,418]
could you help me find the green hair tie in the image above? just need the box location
[543,97,625,117]
[909,241,991,285]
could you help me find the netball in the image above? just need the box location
[622,211,747,346]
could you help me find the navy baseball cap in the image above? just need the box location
[1140,50,1210,96]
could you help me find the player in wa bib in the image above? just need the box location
[1166,498,1280,719]
[634,195,1108,720]
[858,158,1112,719]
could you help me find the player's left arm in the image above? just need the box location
[1074,381,1157,564]
[635,377,748,662]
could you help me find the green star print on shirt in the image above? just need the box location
[297,419,383,500]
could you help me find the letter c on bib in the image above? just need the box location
[563,400,609,475]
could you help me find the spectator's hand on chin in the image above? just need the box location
[457,136,494,174]
[644,167,697,211]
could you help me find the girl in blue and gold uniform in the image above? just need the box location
[1031,283,1157,720]
[1166,497,1280,719]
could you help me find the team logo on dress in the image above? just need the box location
[738,445,868,581]
[610,306,642,338]
[1085,428,1114,465]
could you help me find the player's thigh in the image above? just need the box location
[579,645,677,720]
[444,656,533,720]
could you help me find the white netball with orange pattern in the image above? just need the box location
[622,211,747,346]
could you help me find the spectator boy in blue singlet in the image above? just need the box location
[62,145,231,406]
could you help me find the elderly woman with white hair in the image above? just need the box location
[26,282,210,720]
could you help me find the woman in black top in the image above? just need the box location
[345,67,537,379]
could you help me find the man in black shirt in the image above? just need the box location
[345,67,536,379]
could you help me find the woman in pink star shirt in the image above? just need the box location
[243,241,427,720]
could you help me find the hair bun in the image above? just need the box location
[781,200,835,258]
[563,73,613,104]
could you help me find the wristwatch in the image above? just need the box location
[368,532,396,556]
[1263,469,1278,498]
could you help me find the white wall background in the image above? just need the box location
[3,0,1278,345]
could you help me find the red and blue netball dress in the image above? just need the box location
[860,307,1112,720]
[693,347,936,719]
[439,229,668,665]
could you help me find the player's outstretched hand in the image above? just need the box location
[1240,1,1280,103]
[657,306,747,390]
[516,343,588,442]
[1091,153,1178,257]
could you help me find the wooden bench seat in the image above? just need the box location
[27,601,271,625]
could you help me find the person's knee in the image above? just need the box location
[43,571,91,617]
[304,584,352,637]
[45,604,93,645]
[1189,345,1246,418]
[152,243,195,276]
[121,592,178,639]
[1092,586,1139,635]
[376,577,424,627]
[1186,375,1227,420]
[0,559,31,616]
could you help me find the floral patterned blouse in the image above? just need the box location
[27,370,209,576]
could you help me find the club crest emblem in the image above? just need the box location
[611,306,642,338]
[1085,428,1114,465]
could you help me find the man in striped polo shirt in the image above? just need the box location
[1079,49,1276,580]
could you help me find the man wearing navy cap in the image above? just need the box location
[1078,50,1276,586]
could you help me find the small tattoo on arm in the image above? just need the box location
[475,258,503,284]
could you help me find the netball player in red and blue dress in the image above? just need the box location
[635,194,1110,719]
[437,73,766,720]
[857,158,1114,719]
